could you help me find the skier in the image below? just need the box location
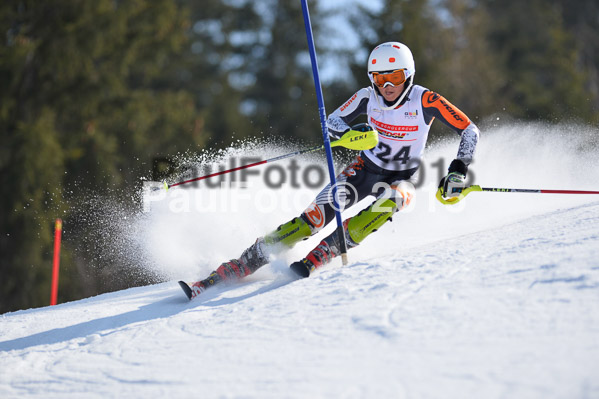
[184,41,479,298]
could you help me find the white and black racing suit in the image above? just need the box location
[300,84,480,233]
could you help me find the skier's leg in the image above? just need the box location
[192,156,374,294]
[193,216,315,291]
[290,180,415,277]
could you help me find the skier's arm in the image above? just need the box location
[421,91,479,166]
[422,90,480,197]
[326,88,370,139]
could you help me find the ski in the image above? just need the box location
[179,269,306,300]
[178,279,210,300]
[289,260,311,278]
[178,281,193,300]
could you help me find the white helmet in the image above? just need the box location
[367,42,415,110]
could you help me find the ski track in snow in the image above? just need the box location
[1,201,598,399]
[1,125,599,398]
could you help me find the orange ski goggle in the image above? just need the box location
[371,69,408,88]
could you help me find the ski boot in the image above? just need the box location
[290,196,399,278]
[178,269,220,300]
[213,216,312,282]
[179,238,269,300]
[290,238,340,278]
[181,217,314,299]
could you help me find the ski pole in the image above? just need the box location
[152,128,378,191]
[436,185,599,205]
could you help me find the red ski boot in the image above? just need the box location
[290,239,338,278]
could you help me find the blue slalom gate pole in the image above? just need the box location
[300,0,348,264]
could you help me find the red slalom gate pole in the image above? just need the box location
[50,218,63,306]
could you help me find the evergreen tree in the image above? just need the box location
[239,0,321,143]
[0,108,65,312]
[428,0,503,122]
[185,0,260,147]
[553,0,599,121]
[482,0,596,121]
[0,0,204,312]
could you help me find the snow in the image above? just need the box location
[1,123,599,398]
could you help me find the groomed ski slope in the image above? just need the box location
[1,125,599,398]
[1,201,599,398]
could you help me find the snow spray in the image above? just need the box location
[68,122,599,286]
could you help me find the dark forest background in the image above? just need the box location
[1,0,598,313]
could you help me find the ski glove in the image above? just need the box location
[328,128,348,141]
[439,159,468,198]
[350,123,375,133]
